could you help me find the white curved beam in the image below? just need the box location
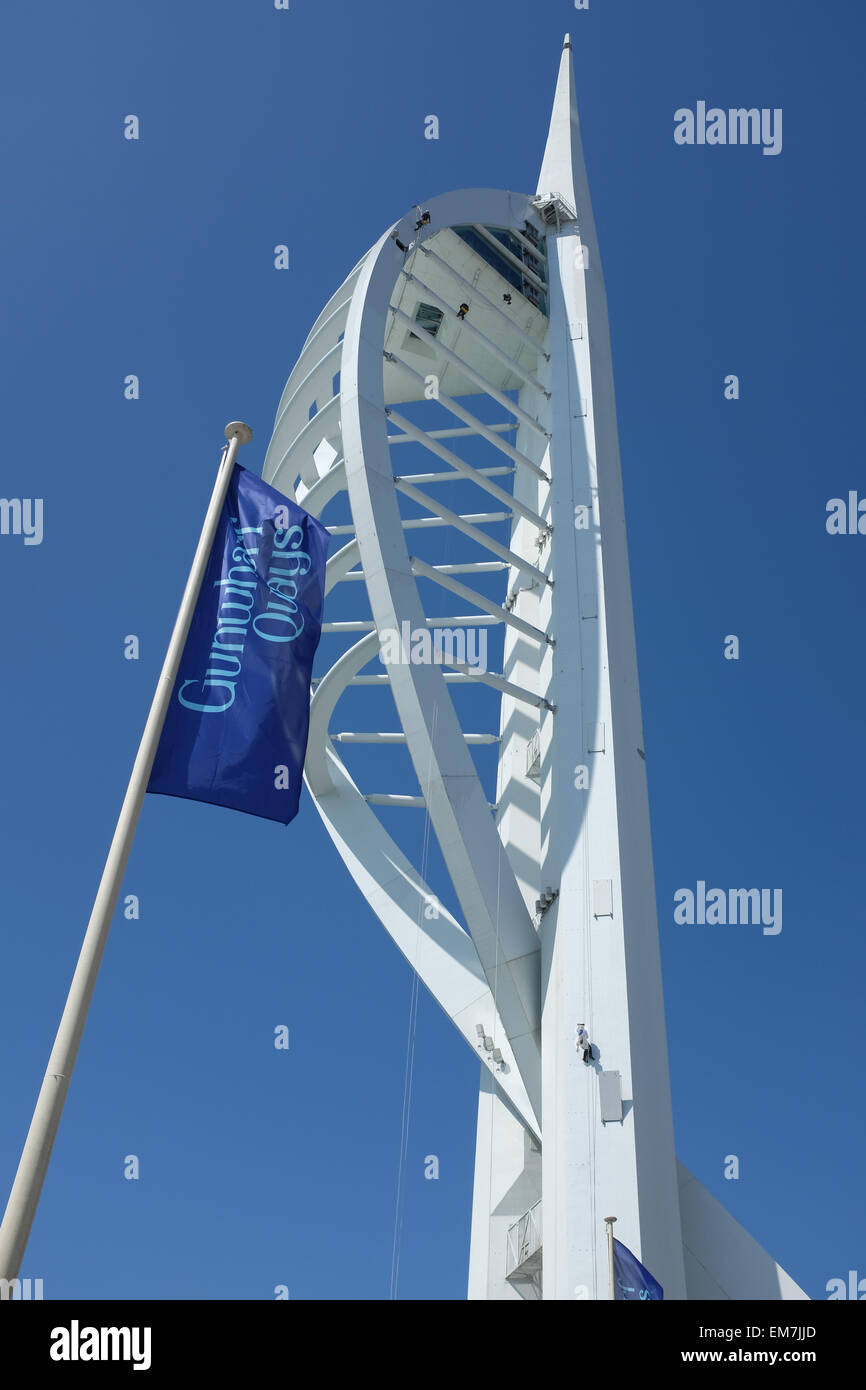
[305,632,540,1134]
[312,747,540,1138]
[338,190,548,1112]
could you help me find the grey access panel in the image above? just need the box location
[599,1070,623,1123]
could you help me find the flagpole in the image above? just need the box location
[604,1216,617,1301]
[0,422,252,1283]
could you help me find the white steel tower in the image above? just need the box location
[262,36,807,1301]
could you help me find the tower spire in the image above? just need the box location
[537,33,584,213]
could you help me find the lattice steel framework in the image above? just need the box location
[261,37,809,1302]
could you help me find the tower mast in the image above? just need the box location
[468,34,686,1300]
[536,33,687,1301]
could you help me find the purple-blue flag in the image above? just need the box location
[613,1238,664,1300]
[148,463,329,824]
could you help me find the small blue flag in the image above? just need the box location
[148,463,329,824]
[612,1238,664,1300]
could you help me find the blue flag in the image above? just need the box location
[612,1238,664,1301]
[148,463,329,824]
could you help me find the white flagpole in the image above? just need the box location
[605,1215,617,1301]
[0,421,252,1282]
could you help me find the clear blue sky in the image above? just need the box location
[1,0,863,1300]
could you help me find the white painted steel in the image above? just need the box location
[261,35,807,1304]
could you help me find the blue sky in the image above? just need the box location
[1,0,864,1300]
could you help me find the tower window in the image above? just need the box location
[413,302,445,338]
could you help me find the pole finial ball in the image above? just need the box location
[225,421,253,446]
